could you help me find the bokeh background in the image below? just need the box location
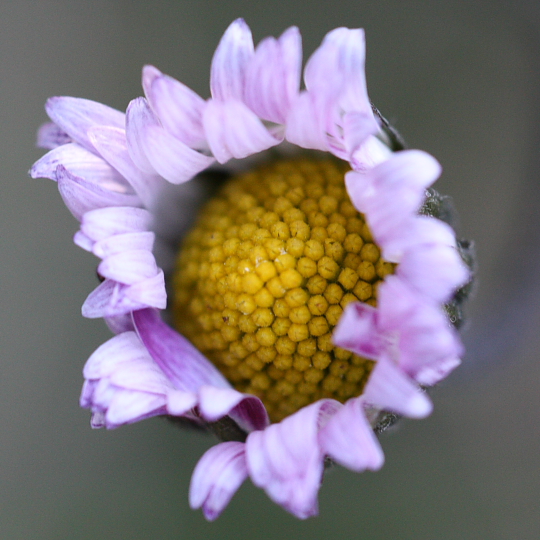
[2,1,539,538]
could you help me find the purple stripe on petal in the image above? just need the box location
[133,308,230,392]
[318,398,384,471]
[88,125,167,208]
[244,26,302,124]
[81,206,152,242]
[363,356,433,418]
[143,65,207,148]
[36,122,71,149]
[97,249,158,285]
[210,18,254,102]
[189,442,248,521]
[56,166,141,221]
[45,97,125,153]
[143,124,215,184]
[203,99,281,163]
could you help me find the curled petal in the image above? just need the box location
[30,143,134,197]
[122,271,166,309]
[210,18,254,101]
[92,231,155,259]
[45,96,125,153]
[88,125,167,208]
[244,26,301,124]
[57,166,140,221]
[143,65,206,147]
[332,301,382,359]
[203,99,281,163]
[285,92,328,151]
[318,398,384,471]
[132,309,230,392]
[246,401,335,519]
[36,122,71,149]
[190,442,248,521]
[80,206,152,242]
[97,249,158,285]
[142,123,215,184]
[82,279,152,318]
[363,356,433,418]
[198,386,269,432]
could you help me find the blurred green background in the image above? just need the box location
[1,0,539,538]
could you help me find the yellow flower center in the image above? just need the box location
[173,156,394,422]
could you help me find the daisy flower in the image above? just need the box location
[30,19,472,520]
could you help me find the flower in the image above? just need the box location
[30,19,471,520]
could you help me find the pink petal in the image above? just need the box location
[203,99,281,163]
[210,18,254,102]
[56,166,140,221]
[244,26,301,124]
[142,65,206,147]
[97,249,158,285]
[106,391,168,427]
[36,122,71,149]
[45,96,125,153]
[132,309,230,392]
[285,91,328,151]
[122,271,166,309]
[363,356,433,418]
[88,125,167,208]
[190,442,248,521]
[318,398,384,471]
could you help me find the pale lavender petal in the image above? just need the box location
[342,111,379,159]
[82,279,148,318]
[36,122,71,149]
[105,314,134,334]
[142,65,206,147]
[246,401,332,519]
[190,442,248,521]
[350,135,392,172]
[203,99,281,163]
[285,91,328,151]
[198,386,269,432]
[132,309,230,392]
[97,250,158,285]
[106,391,167,427]
[80,206,152,242]
[88,125,167,208]
[397,243,469,302]
[92,231,155,258]
[415,356,461,386]
[122,271,166,309]
[166,390,198,416]
[244,26,301,124]
[30,143,134,197]
[45,96,125,152]
[142,123,215,184]
[73,230,93,251]
[332,301,382,360]
[125,97,160,174]
[363,356,433,418]
[318,398,384,471]
[210,18,254,102]
[56,166,140,221]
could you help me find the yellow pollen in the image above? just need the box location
[173,157,395,422]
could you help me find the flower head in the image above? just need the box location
[31,19,471,520]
